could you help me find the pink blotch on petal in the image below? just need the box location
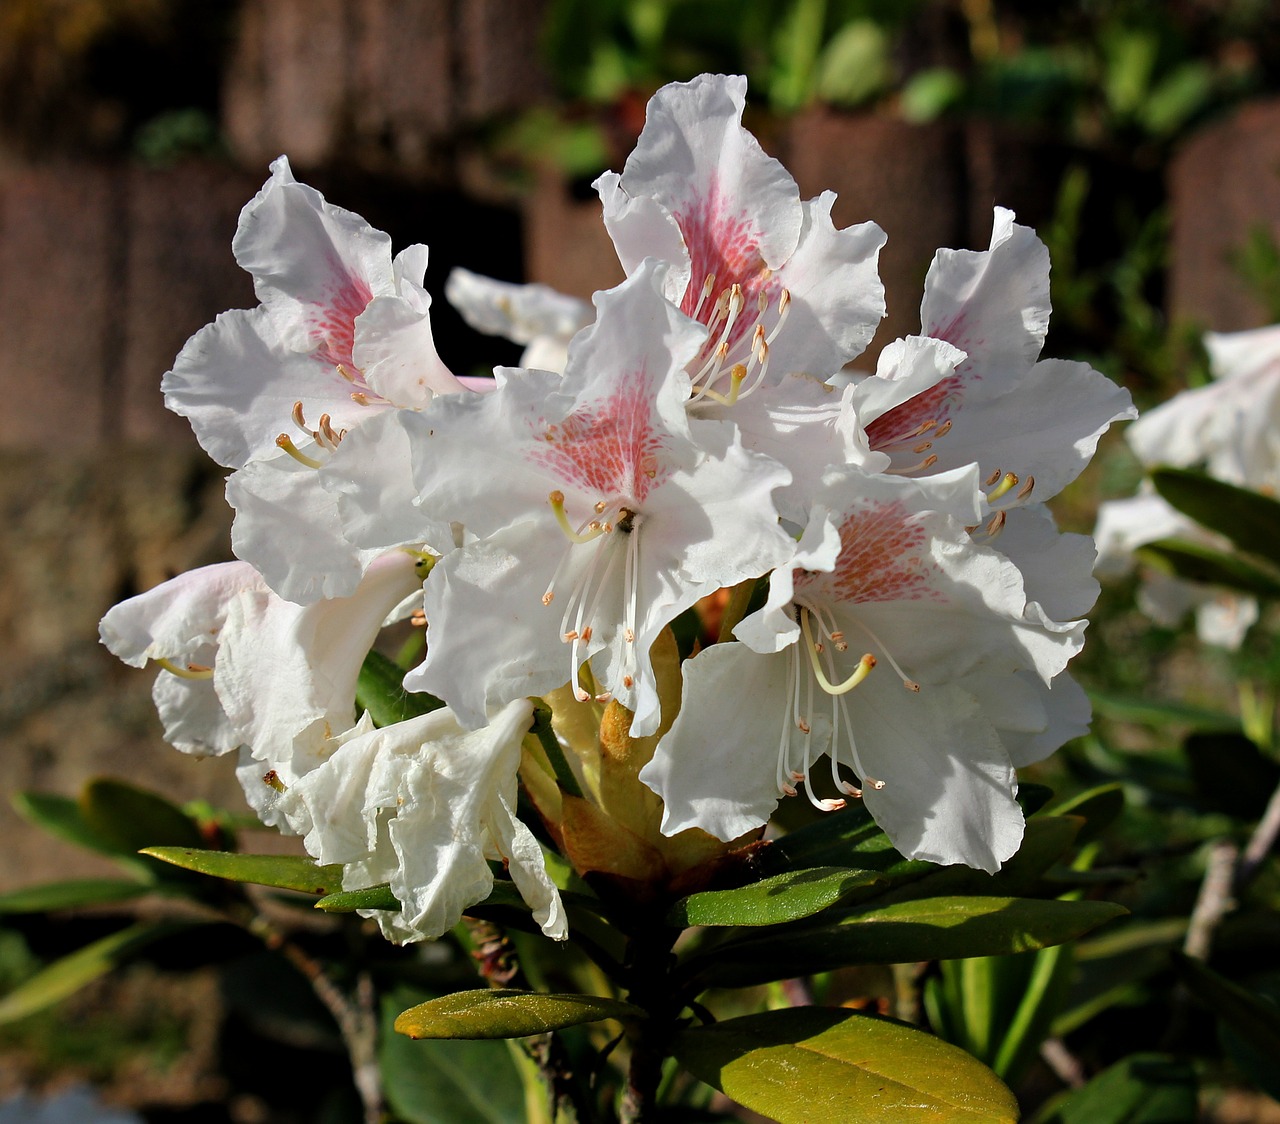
[307,266,374,371]
[675,179,778,355]
[529,374,670,504]
[867,374,966,451]
[797,501,941,605]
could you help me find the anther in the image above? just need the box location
[623,675,634,689]
[984,510,1007,539]
[797,718,811,734]
[563,630,579,641]
[829,629,848,652]
[291,401,307,428]
[580,626,593,643]
[913,441,933,454]
[594,500,607,513]
[984,467,1003,487]
[275,434,323,469]
[624,628,635,642]
[350,392,372,406]
[542,592,554,606]
[1017,475,1035,500]
[410,608,427,627]
[336,364,358,383]
[319,414,341,447]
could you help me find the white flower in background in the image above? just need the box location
[1127,323,1280,490]
[277,699,566,943]
[446,266,594,373]
[641,467,1085,873]
[1093,324,1280,648]
[595,73,886,398]
[401,262,794,737]
[163,157,465,602]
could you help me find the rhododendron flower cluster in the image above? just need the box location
[101,74,1133,943]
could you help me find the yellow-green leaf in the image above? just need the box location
[0,923,192,1024]
[674,1007,1018,1123]
[141,847,343,895]
[394,988,644,1040]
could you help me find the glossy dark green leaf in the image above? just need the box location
[0,922,192,1024]
[1033,1053,1197,1124]
[1173,954,1280,1098]
[141,847,344,895]
[1151,467,1280,565]
[686,897,1126,989]
[80,778,206,855]
[1136,538,1280,598]
[394,988,644,1040]
[0,878,150,914]
[668,867,884,928]
[379,988,526,1124]
[357,649,445,728]
[1048,784,1125,845]
[673,1007,1018,1124]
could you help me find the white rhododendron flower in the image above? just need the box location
[403,262,794,736]
[277,699,566,943]
[100,70,1134,940]
[641,467,1083,872]
[595,73,886,397]
[163,157,466,602]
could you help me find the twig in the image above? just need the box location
[267,933,383,1124]
[1182,840,1238,962]
[1237,776,1280,889]
[1040,1038,1086,1089]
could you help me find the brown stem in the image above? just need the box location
[463,918,588,1123]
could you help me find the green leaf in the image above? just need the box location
[754,804,928,887]
[394,989,644,1040]
[1087,689,1239,732]
[1173,954,1280,1098]
[1048,784,1125,846]
[80,778,205,856]
[1032,1053,1197,1124]
[1136,538,1280,599]
[0,879,150,914]
[12,791,133,860]
[667,867,884,928]
[357,648,446,728]
[815,21,891,108]
[141,847,343,895]
[0,922,191,1024]
[380,988,526,1124]
[1150,467,1280,566]
[315,883,399,913]
[686,897,1126,989]
[673,1007,1018,1124]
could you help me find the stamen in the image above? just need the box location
[984,467,1003,488]
[844,615,920,692]
[275,434,324,469]
[318,413,342,449]
[889,453,938,476]
[291,401,307,428]
[336,364,358,383]
[155,657,214,681]
[692,272,716,321]
[987,472,1019,501]
[983,510,1007,539]
[1017,475,1035,500]
[350,392,372,406]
